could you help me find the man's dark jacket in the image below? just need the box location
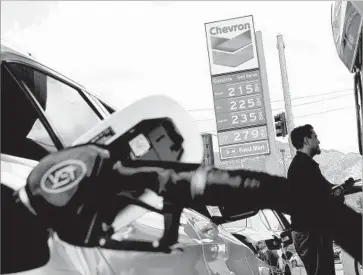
[287,151,335,232]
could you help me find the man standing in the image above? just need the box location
[288,124,336,275]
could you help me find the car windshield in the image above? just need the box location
[223,211,270,233]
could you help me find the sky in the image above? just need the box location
[1,1,360,154]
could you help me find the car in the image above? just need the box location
[1,43,273,275]
[222,210,306,275]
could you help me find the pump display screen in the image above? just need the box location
[104,117,185,162]
[129,134,151,157]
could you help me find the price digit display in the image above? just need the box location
[215,94,264,114]
[218,125,268,146]
[212,71,262,100]
[223,82,261,98]
[216,108,266,131]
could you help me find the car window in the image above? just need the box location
[283,214,291,224]
[7,63,102,148]
[247,211,270,231]
[222,218,247,229]
[1,63,57,159]
[258,211,271,230]
[222,211,268,231]
[223,211,269,232]
[261,209,284,231]
[27,119,57,153]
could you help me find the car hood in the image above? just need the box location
[51,233,211,275]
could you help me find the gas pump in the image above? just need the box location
[331,0,363,155]
[331,2,363,274]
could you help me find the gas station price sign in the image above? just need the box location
[205,16,271,160]
[211,69,270,159]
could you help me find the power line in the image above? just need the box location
[272,93,353,110]
[272,95,351,110]
[188,89,353,112]
[295,106,355,118]
[192,90,355,122]
[194,105,355,122]
[192,93,353,115]
[271,89,353,103]
[290,93,353,107]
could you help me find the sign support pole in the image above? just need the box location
[255,31,281,175]
[277,34,295,159]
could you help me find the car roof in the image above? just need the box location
[1,43,86,91]
[1,43,34,59]
[1,43,117,112]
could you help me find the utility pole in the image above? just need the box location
[277,34,295,158]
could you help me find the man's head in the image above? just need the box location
[291,124,321,157]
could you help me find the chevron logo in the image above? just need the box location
[210,29,254,68]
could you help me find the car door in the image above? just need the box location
[95,209,210,275]
[183,208,232,275]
